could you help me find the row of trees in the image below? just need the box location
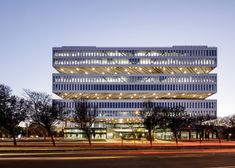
[140,101,235,146]
[1,83,235,147]
[141,101,190,146]
[0,84,65,146]
[0,85,29,146]
[0,84,96,146]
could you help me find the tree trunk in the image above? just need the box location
[216,130,221,143]
[48,130,55,147]
[12,134,17,146]
[85,130,92,146]
[84,129,91,146]
[43,133,46,141]
[174,131,178,144]
[10,129,17,146]
[199,131,202,143]
[202,129,204,140]
[88,134,91,146]
[199,129,204,143]
[188,129,191,141]
[148,129,152,146]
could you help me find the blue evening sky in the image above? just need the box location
[0,0,234,116]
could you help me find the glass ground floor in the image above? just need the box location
[63,122,217,141]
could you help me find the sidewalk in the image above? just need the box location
[1,140,235,153]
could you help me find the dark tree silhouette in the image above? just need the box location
[73,99,97,146]
[184,116,198,141]
[28,123,48,140]
[24,90,64,146]
[229,115,235,128]
[0,84,29,146]
[194,115,212,143]
[163,106,187,144]
[141,101,163,146]
[213,126,224,143]
[141,102,189,144]
[228,115,235,140]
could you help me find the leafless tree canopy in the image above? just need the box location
[73,98,97,146]
[24,89,65,146]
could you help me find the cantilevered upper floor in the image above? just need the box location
[52,46,217,74]
[52,45,218,118]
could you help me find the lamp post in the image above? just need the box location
[119,133,123,145]
[188,125,191,141]
[142,133,145,144]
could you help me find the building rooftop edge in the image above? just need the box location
[53,46,217,50]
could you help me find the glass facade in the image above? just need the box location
[53,74,217,83]
[52,46,217,139]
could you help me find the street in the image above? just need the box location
[0,149,235,168]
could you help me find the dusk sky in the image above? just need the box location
[0,0,234,117]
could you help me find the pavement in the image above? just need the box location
[0,149,235,168]
[1,139,235,167]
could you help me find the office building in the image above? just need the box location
[52,46,217,139]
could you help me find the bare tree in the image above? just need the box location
[195,115,212,143]
[229,115,235,129]
[24,90,64,146]
[164,106,187,144]
[228,115,235,140]
[73,99,97,146]
[0,84,29,146]
[213,126,224,143]
[184,116,198,141]
[28,123,48,140]
[141,101,163,146]
[141,101,188,144]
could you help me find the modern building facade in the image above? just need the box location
[52,46,217,139]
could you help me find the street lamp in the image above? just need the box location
[141,133,145,144]
[119,133,123,144]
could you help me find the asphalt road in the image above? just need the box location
[0,150,235,168]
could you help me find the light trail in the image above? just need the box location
[208,166,235,168]
[1,149,235,156]
[0,156,137,161]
